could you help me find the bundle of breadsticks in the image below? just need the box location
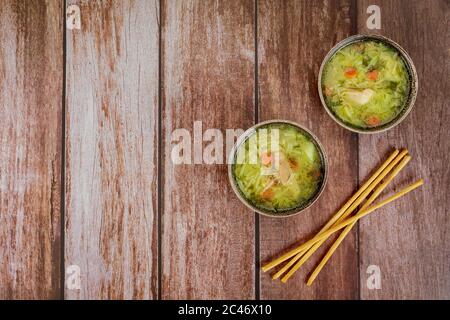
[262,149,423,285]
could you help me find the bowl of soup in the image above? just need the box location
[228,120,328,217]
[318,34,418,133]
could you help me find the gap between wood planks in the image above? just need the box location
[254,0,260,300]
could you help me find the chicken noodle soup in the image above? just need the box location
[232,123,325,213]
[322,40,410,129]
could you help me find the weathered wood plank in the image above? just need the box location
[357,0,450,299]
[65,0,159,299]
[258,0,358,299]
[161,0,255,299]
[0,0,63,299]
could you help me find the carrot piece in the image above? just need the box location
[288,158,299,171]
[367,70,378,81]
[365,116,381,127]
[309,169,321,180]
[261,152,273,166]
[261,188,274,200]
[344,67,357,78]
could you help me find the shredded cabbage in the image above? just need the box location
[232,124,324,213]
[322,40,410,129]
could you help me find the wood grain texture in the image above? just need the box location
[0,0,63,299]
[161,0,255,299]
[65,0,159,299]
[258,0,358,299]
[357,0,450,299]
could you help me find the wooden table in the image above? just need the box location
[0,0,449,300]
